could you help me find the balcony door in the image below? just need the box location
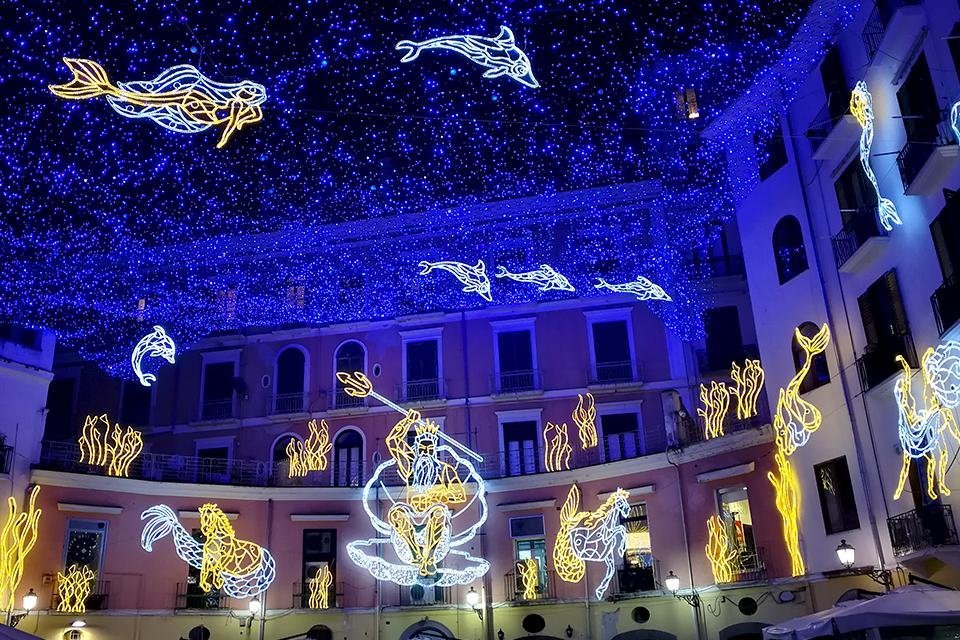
[405,339,440,400]
[858,271,909,351]
[896,53,940,145]
[704,306,743,371]
[201,362,234,420]
[591,319,634,382]
[502,420,538,476]
[496,329,535,392]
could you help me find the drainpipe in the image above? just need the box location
[667,455,704,640]
[784,114,890,570]
[260,498,273,640]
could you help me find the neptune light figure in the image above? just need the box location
[396,26,539,88]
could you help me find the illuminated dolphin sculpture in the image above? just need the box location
[396,26,539,88]
[131,325,176,387]
[496,264,574,292]
[594,276,671,302]
[418,259,492,302]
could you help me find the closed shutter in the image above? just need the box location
[858,288,879,346]
[885,270,909,335]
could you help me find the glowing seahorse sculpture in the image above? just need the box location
[516,558,540,600]
[698,381,731,439]
[893,350,960,501]
[543,421,572,471]
[131,325,176,387]
[768,427,805,576]
[705,515,737,584]
[553,484,630,599]
[572,392,598,449]
[287,419,333,477]
[774,324,830,456]
[140,503,275,599]
[850,81,902,232]
[56,565,95,613]
[0,486,41,611]
[78,414,144,477]
[730,359,765,420]
[308,565,333,609]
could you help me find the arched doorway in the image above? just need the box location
[334,340,366,408]
[398,620,453,640]
[306,624,332,640]
[333,428,363,487]
[611,632,678,640]
[718,622,770,640]
[274,346,307,413]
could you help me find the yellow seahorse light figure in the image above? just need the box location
[287,419,333,477]
[0,485,41,611]
[698,381,731,439]
[543,421,572,471]
[572,393,598,449]
[56,565,95,613]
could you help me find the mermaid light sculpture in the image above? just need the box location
[337,371,489,586]
[140,503,276,598]
[850,81,902,232]
[553,484,630,600]
[893,349,960,501]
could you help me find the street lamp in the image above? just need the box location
[22,589,37,612]
[661,571,700,608]
[664,571,680,593]
[836,539,855,568]
[248,597,262,616]
[70,619,86,628]
[465,586,482,620]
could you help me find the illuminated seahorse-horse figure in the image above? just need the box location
[553,484,630,600]
[893,350,960,501]
[774,324,830,456]
[140,503,276,598]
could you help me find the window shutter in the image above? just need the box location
[884,270,909,335]
[858,290,879,347]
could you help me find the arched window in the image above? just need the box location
[333,429,363,487]
[772,216,808,285]
[334,341,366,408]
[793,322,830,393]
[188,626,211,640]
[307,625,333,640]
[274,346,307,413]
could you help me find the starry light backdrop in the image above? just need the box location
[0,0,822,375]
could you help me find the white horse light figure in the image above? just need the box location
[131,325,176,387]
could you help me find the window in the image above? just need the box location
[201,361,234,420]
[217,287,237,321]
[302,529,336,608]
[119,381,151,428]
[334,341,365,408]
[814,457,860,534]
[793,322,830,393]
[0,325,41,350]
[495,327,536,392]
[185,528,222,608]
[857,270,915,389]
[274,347,307,413]
[600,413,641,462]
[756,124,787,181]
[333,429,363,487]
[44,377,76,441]
[931,190,960,281]
[618,503,655,593]
[404,339,441,401]
[772,216,808,284]
[273,435,297,478]
[717,487,757,556]
[196,446,230,484]
[502,420,539,476]
[897,53,940,146]
[510,515,547,598]
[286,280,306,309]
[590,319,635,383]
[820,45,848,124]
[703,306,745,372]
[64,519,107,576]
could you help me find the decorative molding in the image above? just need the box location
[598,484,654,500]
[57,502,123,515]
[696,462,756,483]
[497,499,556,512]
[290,514,350,522]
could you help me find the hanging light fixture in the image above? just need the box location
[836,539,856,568]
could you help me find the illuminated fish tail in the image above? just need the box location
[140,505,203,570]
[49,58,120,100]
[553,485,586,583]
[395,40,423,62]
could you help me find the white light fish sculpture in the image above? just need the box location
[131,325,176,387]
[850,81,902,232]
[495,264,574,292]
[950,101,960,145]
[418,259,492,302]
[396,25,539,89]
[594,276,672,302]
[49,58,266,148]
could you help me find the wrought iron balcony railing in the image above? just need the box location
[589,361,637,385]
[897,115,954,193]
[175,582,228,610]
[269,392,306,415]
[611,558,661,597]
[200,398,234,421]
[856,333,918,392]
[728,547,768,584]
[677,391,771,447]
[504,569,556,602]
[394,583,452,607]
[493,369,540,394]
[888,504,959,558]
[334,388,366,410]
[832,206,889,270]
[932,274,960,336]
[862,0,921,60]
[806,89,852,152]
[50,579,110,611]
[399,378,445,403]
[292,580,342,609]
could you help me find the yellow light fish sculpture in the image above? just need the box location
[56,564,95,613]
[0,485,41,611]
[140,503,276,598]
[774,324,830,455]
[543,421,572,471]
[287,419,333,477]
[698,380,731,439]
[572,392,598,449]
[49,58,266,148]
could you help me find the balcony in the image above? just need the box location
[611,559,660,598]
[831,206,890,273]
[175,582,228,610]
[888,504,959,559]
[50,579,110,611]
[687,254,746,279]
[493,369,540,395]
[933,274,960,336]
[725,547,768,584]
[268,392,306,415]
[399,378,445,403]
[393,583,452,607]
[856,334,918,392]
[200,399,234,421]
[589,361,639,386]
[333,388,366,410]
[897,121,960,196]
[695,344,759,375]
[861,0,926,68]
[504,569,556,602]
[806,90,860,161]
[678,391,771,447]
[292,580,342,609]
[0,444,13,474]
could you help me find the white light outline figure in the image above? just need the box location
[850,80,902,232]
[131,325,176,387]
[951,101,960,145]
[553,484,630,600]
[337,372,489,587]
[49,59,266,148]
[140,504,276,599]
[495,264,575,292]
[594,276,672,302]
[418,259,492,302]
[924,340,960,409]
[396,25,539,89]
